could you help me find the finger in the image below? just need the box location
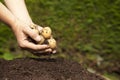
[32,49,53,56]
[20,40,49,50]
[24,26,41,42]
[33,48,52,54]
[36,25,43,33]
[38,48,52,53]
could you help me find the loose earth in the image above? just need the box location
[0,58,105,80]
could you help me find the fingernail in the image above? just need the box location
[35,36,41,41]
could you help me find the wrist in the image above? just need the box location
[10,18,19,32]
[18,18,34,27]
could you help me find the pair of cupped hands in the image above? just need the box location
[11,20,56,56]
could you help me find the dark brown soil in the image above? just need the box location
[0,58,105,80]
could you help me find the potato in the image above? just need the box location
[30,25,57,49]
[41,27,52,39]
[47,38,56,49]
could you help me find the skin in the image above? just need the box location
[4,0,33,25]
[0,0,56,54]
[38,35,45,44]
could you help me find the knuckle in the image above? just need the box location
[31,32,37,38]
[38,26,43,32]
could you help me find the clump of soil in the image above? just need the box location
[0,58,105,80]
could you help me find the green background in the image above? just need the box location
[0,0,120,79]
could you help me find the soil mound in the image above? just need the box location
[0,58,105,80]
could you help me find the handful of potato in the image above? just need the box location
[30,24,57,49]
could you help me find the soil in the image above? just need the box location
[0,58,105,80]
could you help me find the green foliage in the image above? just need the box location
[0,0,120,79]
[0,49,14,60]
[26,0,120,60]
[2,52,14,60]
[103,72,120,80]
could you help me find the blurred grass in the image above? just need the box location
[0,0,120,79]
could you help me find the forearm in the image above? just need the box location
[0,2,16,28]
[4,0,33,25]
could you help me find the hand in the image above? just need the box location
[11,20,54,55]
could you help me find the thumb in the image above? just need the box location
[24,26,41,42]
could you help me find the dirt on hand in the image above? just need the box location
[0,58,105,80]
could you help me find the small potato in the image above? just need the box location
[41,27,52,39]
[47,38,56,49]
[38,35,45,44]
